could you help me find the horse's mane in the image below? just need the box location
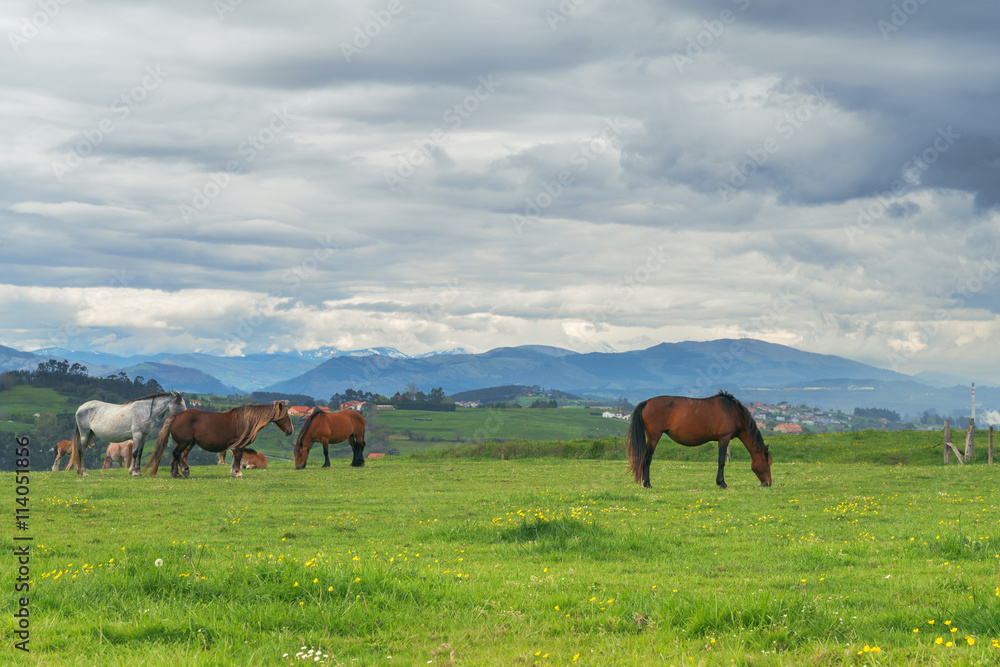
[716,390,769,457]
[233,403,284,443]
[122,391,180,406]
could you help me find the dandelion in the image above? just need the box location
[966,637,975,645]
[155,559,163,567]
[328,586,333,592]
[946,641,953,647]
[935,638,943,644]
[294,582,299,587]
[355,577,361,582]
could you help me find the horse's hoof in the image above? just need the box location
[322,463,330,468]
[232,471,243,478]
[81,471,89,477]
[643,483,652,489]
[130,470,141,477]
[718,483,728,489]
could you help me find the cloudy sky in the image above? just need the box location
[1,0,998,381]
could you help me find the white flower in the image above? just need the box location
[154,559,163,567]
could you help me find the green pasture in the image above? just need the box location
[4,439,1000,666]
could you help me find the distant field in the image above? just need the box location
[376,406,629,443]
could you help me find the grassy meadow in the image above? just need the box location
[4,433,1000,665]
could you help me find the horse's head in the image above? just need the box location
[273,401,294,436]
[751,450,773,487]
[169,391,188,414]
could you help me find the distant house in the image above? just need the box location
[774,423,804,434]
[340,400,367,411]
[287,406,312,418]
[455,401,481,408]
[602,411,630,421]
[367,452,385,459]
[374,404,395,411]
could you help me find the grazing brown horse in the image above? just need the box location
[217,448,267,469]
[293,409,367,469]
[52,440,75,471]
[101,441,134,470]
[626,391,772,489]
[144,402,292,478]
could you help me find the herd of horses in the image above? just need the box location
[54,389,773,488]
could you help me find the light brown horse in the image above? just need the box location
[217,448,267,469]
[144,402,292,478]
[626,391,772,489]
[293,409,367,469]
[52,440,75,471]
[101,440,134,470]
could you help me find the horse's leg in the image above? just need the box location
[322,439,331,467]
[231,449,244,478]
[78,432,93,477]
[180,445,193,478]
[218,452,227,465]
[125,446,133,471]
[129,434,148,477]
[169,440,186,478]
[53,447,62,471]
[102,453,111,470]
[716,437,730,489]
[642,434,660,489]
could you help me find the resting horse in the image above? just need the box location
[101,440,134,469]
[217,448,267,469]
[293,409,367,469]
[70,392,187,477]
[626,391,772,489]
[145,402,292,478]
[52,440,75,471]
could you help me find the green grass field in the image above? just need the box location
[4,437,1000,666]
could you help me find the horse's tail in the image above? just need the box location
[294,410,321,454]
[70,423,84,474]
[144,414,177,476]
[625,400,648,484]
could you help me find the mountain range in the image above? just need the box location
[0,340,989,418]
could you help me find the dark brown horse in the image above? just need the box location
[626,391,772,489]
[144,402,292,478]
[293,409,367,469]
[217,448,267,469]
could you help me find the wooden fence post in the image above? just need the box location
[989,425,994,465]
[965,418,975,462]
[944,420,950,464]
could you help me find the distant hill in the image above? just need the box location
[123,362,238,395]
[265,339,914,400]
